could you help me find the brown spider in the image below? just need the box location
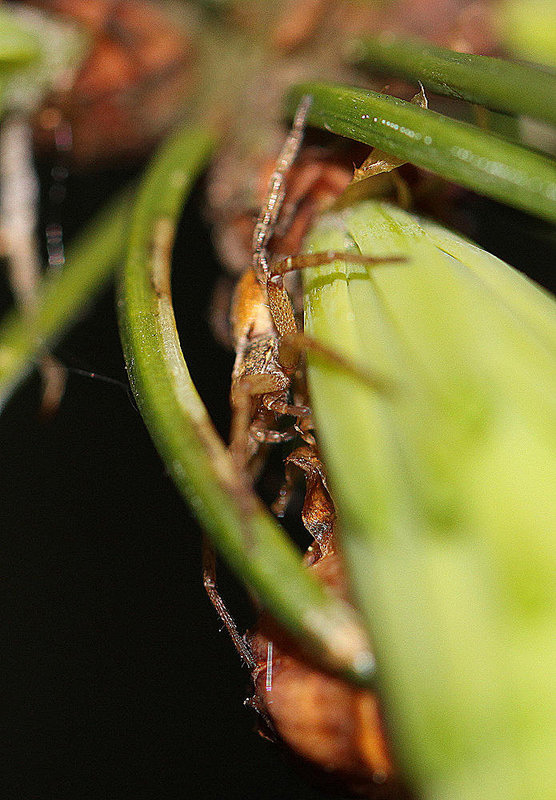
[228,95,400,468]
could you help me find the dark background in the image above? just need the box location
[0,154,554,800]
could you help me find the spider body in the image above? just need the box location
[227,98,313,464]
[227,96,401,463]
[229,267,309,456]
[230,270,288,402]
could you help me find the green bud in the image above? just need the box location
[303,200,556,800]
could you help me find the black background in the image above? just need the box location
[0,152,554,800]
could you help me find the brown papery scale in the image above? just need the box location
[246,447,411,799]
[27,0,197,166]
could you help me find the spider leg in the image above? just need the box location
[270,250,404,277]
[229,376,259,470]
[262,393,311,419]
[249,418,299,445]
[281,331,395,395]
[252,95,313,277]
[230,374,297,468]
[202,536,256,670]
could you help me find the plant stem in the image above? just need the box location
[350,35,556,126]
[286,82,556,223]
[118,122,376,686]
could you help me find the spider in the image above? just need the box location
[228,95,400,469]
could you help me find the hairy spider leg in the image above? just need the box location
[252,94,313,278]
[202,535,256,669]
[229,366,313,469]
[270,250,404,277]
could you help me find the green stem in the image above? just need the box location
[286,82,556,223]
[0,186,132,409]
[118,122,376,687]
[349,35,556,126]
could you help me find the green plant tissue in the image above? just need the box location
[302,199,556,800]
